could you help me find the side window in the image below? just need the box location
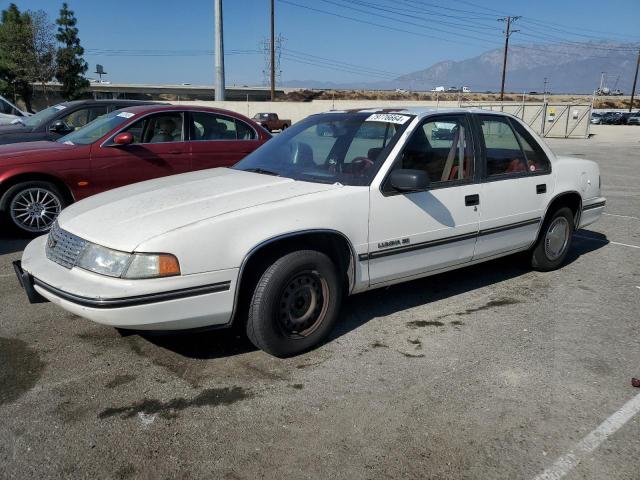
[394,115,474,183]
[191,112,253,141]
[60,108,90,130]
[124,112,184,144]
[235,119,256,140]
[479,115,527,176]
[344,121,398,164]
[0,99,12,114]
[509,119,551,173]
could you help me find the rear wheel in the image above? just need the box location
[246,250,342,357]
[281,124,288,131]
[4,181,66,235]
[530,207,574,271]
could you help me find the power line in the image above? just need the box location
[277,0,499,49]
[316,0,501,45]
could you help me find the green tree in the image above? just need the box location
[0,4,35,111]
[55,2,88,100]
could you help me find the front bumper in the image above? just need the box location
[17,236,238,330]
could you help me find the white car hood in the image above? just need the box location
[57,168,340,251]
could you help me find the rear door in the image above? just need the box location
[188,111,261,170]
[472,114,553,259]
[90,111,191,192]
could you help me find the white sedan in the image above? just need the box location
[15,108,605,357]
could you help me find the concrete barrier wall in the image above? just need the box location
[170,99,461,124]
[170,99,592,138]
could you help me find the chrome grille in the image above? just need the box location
[45,222,87,269]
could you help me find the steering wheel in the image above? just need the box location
[351,157,374,177]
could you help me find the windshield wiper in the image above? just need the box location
[242,167,280,176]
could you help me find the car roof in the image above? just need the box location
[110,104,253,117]
[322,106,510,119]
[56,99,164,108]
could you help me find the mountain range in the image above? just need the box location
[283,42,638,94]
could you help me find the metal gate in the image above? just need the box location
[460,102,592,138]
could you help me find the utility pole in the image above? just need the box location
[630,48,640,112]
[270,0,276,101]
[498,16,520,101]
[214,0,225,101]
[543,77,548,103]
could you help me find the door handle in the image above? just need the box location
[465,194,479,206]
[536,184,547,194]
[167,150,182,155]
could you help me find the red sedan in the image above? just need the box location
[0,105,271,234]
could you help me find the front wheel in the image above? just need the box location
[530,207,574,271]
[246,250,342,357]
[4,181,66,235]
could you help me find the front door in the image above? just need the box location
[188,111,261,170]
[368,114,480,285]
[472,114,553,259]
[89,111,191,192]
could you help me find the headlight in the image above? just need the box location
[77,244,131,277]
[76,244,180,279]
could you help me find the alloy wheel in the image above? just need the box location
[9,187,62,233]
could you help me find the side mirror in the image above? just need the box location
[389,169,429,192]
[49,120,70,133]
[113,132,133,145]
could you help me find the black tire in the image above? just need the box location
[246,250,342,357]
[281,124,288,131]
[3,181,67,236]
[530,207,574,271]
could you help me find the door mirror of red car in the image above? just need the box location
[113,132,133,145]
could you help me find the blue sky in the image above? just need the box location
[5,0,640,85]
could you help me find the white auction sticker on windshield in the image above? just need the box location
[53,105,66,110]
[117,111,135,118]
[365,113,411,124]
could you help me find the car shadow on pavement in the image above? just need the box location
[328,229,608,343]
[0,229,32,255]
[132,229,608,359]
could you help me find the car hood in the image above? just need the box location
[57,168,341,251]
[0,140,76,162]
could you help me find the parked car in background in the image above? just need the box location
[14,108,604,357]
[252,112,291,132]
[627,113,640,125]
[590,112,603,124]
[599,112,626,125]
[0,105,270,234]
[0,99,162,145]
[0,95,30,126]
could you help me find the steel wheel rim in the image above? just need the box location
[9,188,62,233]
[278,270,329,338]
[544,217,570,261]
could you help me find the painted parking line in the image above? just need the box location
[603,213,640,221]
[533,392,640,480]
[574,234,640,250]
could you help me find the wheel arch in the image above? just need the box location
[532,190,582,247]
[0,172,75,211]
[229,229,357,325]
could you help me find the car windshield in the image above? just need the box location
[57,110,131,145]
[234,112,413,186]
[20,105,66,128]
